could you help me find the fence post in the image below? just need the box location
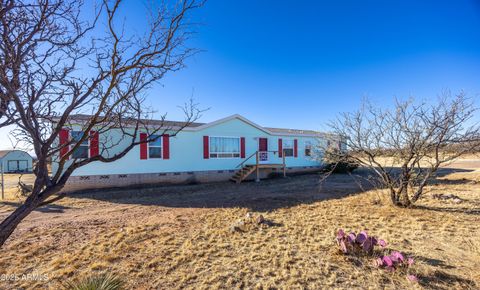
[1,161,4,200]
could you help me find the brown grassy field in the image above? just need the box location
[0,160,479,289]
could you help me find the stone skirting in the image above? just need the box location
[61,166,322,192]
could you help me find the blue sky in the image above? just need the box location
[1,0,480,149]
[155,0,480,130]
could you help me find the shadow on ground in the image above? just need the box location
[418,269,477,290]
[68,172,371,211]
[0,201,69,213]
[414,204,480,216]
[65,167,477,212]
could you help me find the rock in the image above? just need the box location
[453,198,462,204]
[230,220,246,232]
[245,212,253,219]
[255,214,265,225]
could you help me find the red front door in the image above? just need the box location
[258,138,268,162]
[259,138,268,151]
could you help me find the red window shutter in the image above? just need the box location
[203,136,209,159]
[163,134,170,159]
[140,133,148,160]
[59,128,69,159]
[294,139,298,157]
[90,130,99,157]
[240,137,245,158]
[278,138,283,157]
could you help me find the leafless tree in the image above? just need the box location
[0,0,204,247]
[327,92,480,207]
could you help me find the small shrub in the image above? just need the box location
[373,251,415,270]
[336,229,418,282]
[322,148,358,173]
[336,229,386,255]
[65,273,124,290]
[374,251,417,282]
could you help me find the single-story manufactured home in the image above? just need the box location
[52,114,342,192]
[0,150,33,173]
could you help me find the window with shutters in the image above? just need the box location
[209,137,240,158]
[149,135,162,158]
[71,131,89,159]
[305,141,312,157]
[282,139,294,157]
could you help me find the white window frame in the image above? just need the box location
[282,139,294,157]
[71,131,90,159]
[148,135,163,159]
[209,136,241,159]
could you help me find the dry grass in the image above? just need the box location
[0,173,36,200]
[0,166,479,289]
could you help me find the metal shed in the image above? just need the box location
[0,150,33,173]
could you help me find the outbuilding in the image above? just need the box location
[0,150,33,173]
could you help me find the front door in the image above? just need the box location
[258,138,268,162]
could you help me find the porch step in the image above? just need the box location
[230,165,257,184]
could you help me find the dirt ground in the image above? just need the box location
[0,160,479,289]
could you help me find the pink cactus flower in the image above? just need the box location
[382,256,393,267]
[347,233,356,243]
[378,239,387,247]
[391,251,405,262]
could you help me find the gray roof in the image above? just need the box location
[0,149,33,159]
[63,114,206,128]
[265,127,323,136]
[52,114,325,137]
[0,150,14,158]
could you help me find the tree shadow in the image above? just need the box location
[67,172,372,212]
[63,166,478,212]
[415,256,456,270]
[382,167,476,186]
[0,201,69,213]
[418,269,476,290]
[413,204,480,216]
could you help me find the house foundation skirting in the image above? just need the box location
[61,166,322,192]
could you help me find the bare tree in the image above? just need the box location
[327,92,480,207]
[0,0,204,247]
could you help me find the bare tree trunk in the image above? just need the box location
[0,182,62,247]
[0,197,39,247]
[389,188,398,205]
[411,186,425,204]
[399,187,411,207]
